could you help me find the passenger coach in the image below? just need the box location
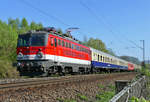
[90,48,129,72]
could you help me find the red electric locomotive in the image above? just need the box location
[17,27,91,76]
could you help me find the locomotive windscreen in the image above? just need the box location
[17,33,47,47]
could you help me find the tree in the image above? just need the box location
[0,18,45,78]
[21,18,29,32]
[108,48,116,56]
[8,18,20,30]
[37,23,43,29]
[30,22,43,30]
[120,56,140,64]
[57,28,63,34]
[30,21,36,30]
[86,38,109,53]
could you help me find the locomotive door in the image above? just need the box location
[50,37,58,63]
[54,38,59,63]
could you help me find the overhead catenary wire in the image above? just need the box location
[80,0,142,50]
[18,0,70,27]
[18,0,91,39]
[80,1,126,45]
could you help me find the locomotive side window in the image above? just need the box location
[66,42,68,48]
[54,38,57,47]
[62,40,64,47]
[72,44,74,49]
[69,43,71,48]
[81,47,83,52]
[58,39,61,46]
[74,45,76,50]
[50,37,54,46]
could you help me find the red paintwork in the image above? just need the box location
[128,63,134,71]
[46,34,91,61]
[17,33,91,61]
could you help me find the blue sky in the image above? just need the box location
[1,0,150,61]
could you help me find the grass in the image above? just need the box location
[57,98,77,102]
[95,84,115,102]
[0,60,19,78]
[129,96,150,102]
[95,91,115,102]
[98,84,105,89]
[77,94,88,101]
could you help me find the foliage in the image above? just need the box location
[57,98,76,102]
[95,91,115,102]
[140,65,150,77]
[107,84,115,90]
[107,48,116,56]
[0,60,19,78]
[57,28,63,35]
[77,94,88,101]
[95,84,115,102]
[86,38,109,53]
[129,96,150,102]
[0,18,43,78]
[30,21,43,30]
[98,84,105,89]
[120,56,141,65]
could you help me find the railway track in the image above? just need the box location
[0,72,137,91]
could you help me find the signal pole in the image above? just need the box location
[141,40,145,67]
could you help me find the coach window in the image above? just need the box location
[101,56,102,62]
[54,38,57,47]
[50,37,54,46]
[111,59,112,63]
[98,55,100,62]
[103,57,105,62]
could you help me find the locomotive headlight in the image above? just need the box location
[37,52,43,58]
[17,52,23,59]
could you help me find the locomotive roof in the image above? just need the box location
[19,30,89,49]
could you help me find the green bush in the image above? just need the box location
[95,84,115,102]
[129,96,150,102]
[140,65,150,77]
[0,60,19,78]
